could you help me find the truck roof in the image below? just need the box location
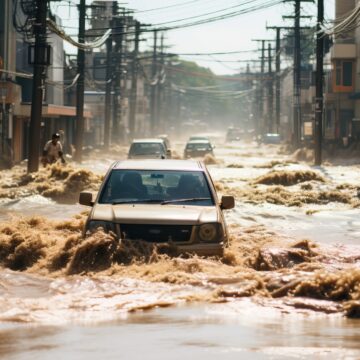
[113,159,205,171]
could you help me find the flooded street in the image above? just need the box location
[2,304,360,360]
[0,140,359,359]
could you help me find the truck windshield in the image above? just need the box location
[99,170,214,206]
[129,143,164,155]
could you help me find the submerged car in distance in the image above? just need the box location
[226,127,242,142]
[188,135,215,148]
[157,134,171,151]
[184,140,214,159]
[189,135,210,142]
[128,139,171,159]
[79,160,235,256]
[261,133,282,144]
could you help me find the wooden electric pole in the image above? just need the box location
[294,0,301,147]
[275,28,281,133]
[150,29,158,136]
[103,17,113,150]
[284,0,313,147]
[28,0,48,173]
[252,39,275,135]
[267,27,282,133]
[74,0,86,162]
[129,21,140,139]
[112,3,123,141]
[260,40,267,135]
[314,0,324,166]
[267,43,274,133]
[267,24,312,134]
[157,33,165,133]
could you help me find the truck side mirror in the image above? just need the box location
[79,192,94,206]
[220,195,235,210]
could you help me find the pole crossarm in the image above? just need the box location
[282,16,313,19]
[266,26,312,30]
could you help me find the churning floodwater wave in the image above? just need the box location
[0,141,360,360]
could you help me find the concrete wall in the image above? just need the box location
[15,15,64,106]
[336,0,355,18]
[0,0,16,74]
[335,0,356,43]
[46,15,64,106]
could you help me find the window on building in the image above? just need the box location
[333,60,354,92]
[326,110,333,129]
[343,62,353,86]
[335,61,341,86]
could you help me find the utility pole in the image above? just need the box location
[112,3,123,141]
[103,23,112,150]
[275,28,281,133]
[294,0,301,147]
[314,0,324,166]
[267,27,282,133]
[28,0,48,173]
[252,39,275,135]
[267,43,274,133]
[157,33,165,133]
[260,40,266,135]
[74,0,86,163]
[122,15,132,142]
[267,24,312,134]
[284,0,313,147]
[150,29,158,136]
[129,21,140,139]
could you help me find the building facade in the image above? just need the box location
[324,0,360,144]
[0,1,93,167]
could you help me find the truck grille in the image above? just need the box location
[120,224,193,243]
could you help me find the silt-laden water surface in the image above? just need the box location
[0,140,359,359]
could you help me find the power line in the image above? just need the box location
[47,18,111,49]
[151,0,268,26]
[73,0,284,34]
[153,0,285,31]
[134,0,204,14]
[169,49,259,56]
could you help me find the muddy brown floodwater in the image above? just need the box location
[0,140,360,359]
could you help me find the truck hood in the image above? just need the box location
[91,204,219,225]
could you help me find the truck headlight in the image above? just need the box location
[86,220,116,235]
[198,223,221,242]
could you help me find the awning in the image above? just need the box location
[14,103,92,118]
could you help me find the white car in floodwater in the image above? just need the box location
[128,139,171,159]
[79,160,235,256]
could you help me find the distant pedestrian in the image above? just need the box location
[42,133,66,166]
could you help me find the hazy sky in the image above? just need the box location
[53,0,335,75]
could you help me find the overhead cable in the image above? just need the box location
[134,0,204,14]
[323,3,360,36]
[152,0,284,31]
[47,19,111,49]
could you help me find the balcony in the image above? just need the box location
[331,44,356,59]
[0,82,22,104]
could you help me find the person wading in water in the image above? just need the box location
[42,133,66,166]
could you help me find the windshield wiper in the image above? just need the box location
[112,199,163,205]
[161,197,211,205]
